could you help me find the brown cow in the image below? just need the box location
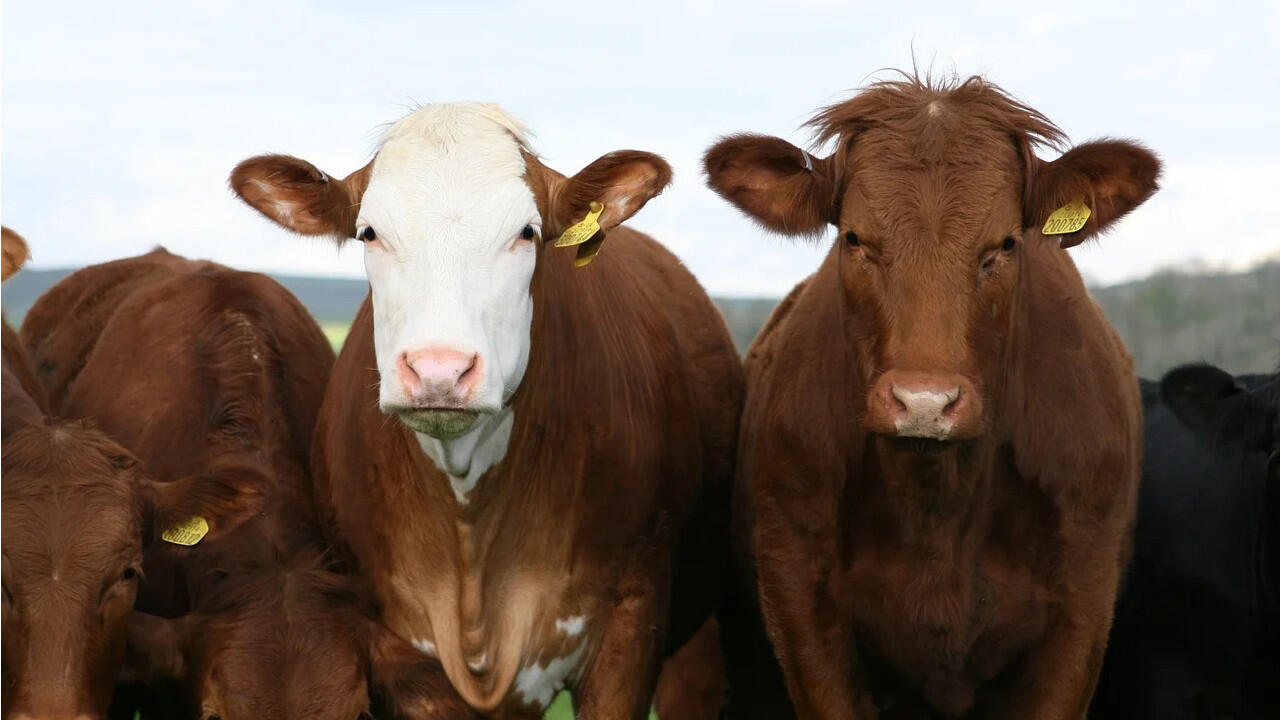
[2,232,264,720]
[230,102,742,718]
[19,251,433,720]
[704,74,1156,719]
[124,549,476,720]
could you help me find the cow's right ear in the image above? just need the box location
[703,134,838,237]
[2,226,30,280]
[123,612,196,681]
[144,461,269,545]
[229,155,373,239]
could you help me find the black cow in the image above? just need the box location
[1092,362,1279,719]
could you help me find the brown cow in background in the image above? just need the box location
[18,250,451,720]
[705,74,1156,719]
[2,232,264,720]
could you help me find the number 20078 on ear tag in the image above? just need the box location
[1042,200,1091,235]
[162,516,210,546]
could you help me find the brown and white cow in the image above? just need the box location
[704,75,1157,718]
[230,103,743,718]
[2,232,264,720]
[19,250,420,720]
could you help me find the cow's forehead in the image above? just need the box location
[371,103,531,190]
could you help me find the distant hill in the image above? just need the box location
[4,262,1277,377]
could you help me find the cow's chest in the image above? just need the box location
[376,530,604,715]
[843,531,1053,714]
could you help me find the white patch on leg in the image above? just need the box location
[412,638,437,657]
[554,615,586,637]
[514,643,587,710]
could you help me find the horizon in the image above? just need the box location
[4,1,1278,295]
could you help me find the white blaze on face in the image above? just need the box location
[359,103,539,421]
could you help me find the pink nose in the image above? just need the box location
[866,370,984,440]
[396,348,482,406]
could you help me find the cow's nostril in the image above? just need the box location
[457,354,480,387]
[943,388,963,415]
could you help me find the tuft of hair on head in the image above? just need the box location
[803,71,1067,155]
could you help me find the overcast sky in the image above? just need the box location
[3,0,1278,296]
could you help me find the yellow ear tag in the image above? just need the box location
[162,516,210,546]
[574,233,606,267]
[554,201,605,248]
[1042,200,1091,235]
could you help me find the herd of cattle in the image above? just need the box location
[1,73,1276,720]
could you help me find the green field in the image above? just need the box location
[543,692,658,720]
[321,323,350,351]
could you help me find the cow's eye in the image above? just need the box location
[358,226,377,242]
[1001,235,1017,252]
[122,567,138,582]
[845,231,860,247]
[520,225,536,240]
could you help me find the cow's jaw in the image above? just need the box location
[360,104,538,449]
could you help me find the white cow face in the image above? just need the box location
[232,103,671,439]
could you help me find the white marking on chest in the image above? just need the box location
[554,615,586,637]
[411,638,437,658]
[417,407,514,504]
[514,643,588,710]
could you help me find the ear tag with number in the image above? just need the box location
[1042,200,1091,235]
[555,201,605,248]
[162,516,210,546]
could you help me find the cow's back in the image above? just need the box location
[21,249,203,408]
[22,251,334,611]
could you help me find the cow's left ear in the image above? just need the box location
[1160,362,1274,453]
[144,461,268,545]
[1029,140,1161,248]
[533,150,673,239]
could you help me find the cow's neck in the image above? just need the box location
[415,406,515,505]
[866,439,996,536]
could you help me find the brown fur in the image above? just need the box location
[18,250,361,720]
[705,74,1155,719]
[230,136,738,718]
[3,238,264,719]
[653,617,728,720]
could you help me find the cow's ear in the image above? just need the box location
[534,150,672,238]
[1028,140,1160,248]
[1160,363,1274,451]
[230,155,372,239]
[703,134,838,237]
[2,226,30,281]
[123,612,195,681]
[367,622,472,720]
[144,462,268,545]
